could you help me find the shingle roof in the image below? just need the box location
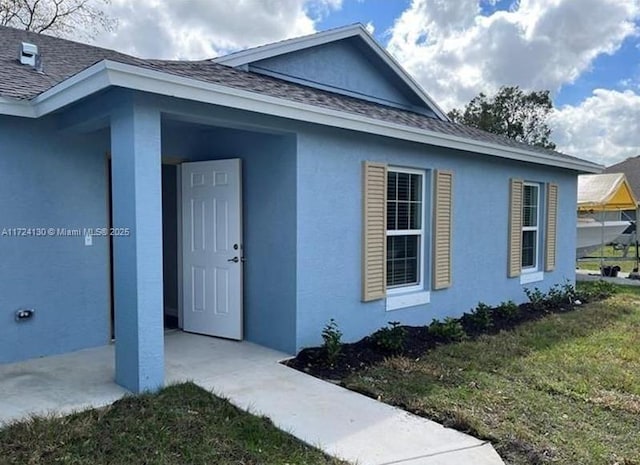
[0,26,593,167]
[604,156,640,200]
[0,26,151,99]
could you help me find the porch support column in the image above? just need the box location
[110,101,164,393]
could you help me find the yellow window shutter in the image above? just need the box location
[545,183,558,271]
[432,170,453,290]
[362,161,387,301]
[508,179,524,278]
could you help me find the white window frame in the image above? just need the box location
[522,182,540,273]
[386,166,426,295]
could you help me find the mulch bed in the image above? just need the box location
[284,301,576,380]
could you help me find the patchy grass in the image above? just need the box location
[578,244,640,273]
[344,284,640,465]
[0,382,346,465]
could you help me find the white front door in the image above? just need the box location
[181,159,243,340]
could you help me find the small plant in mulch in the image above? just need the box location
[493,300,520,321]
[460,302,493,333]
[524,286,547,312]
[371,321,407,353]
[321,318,343,366]
[545,281,578,310]
[428,317,467,342]
[285,281,618,381]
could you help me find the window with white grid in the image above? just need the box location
[522,183,539,270]
[386,168,424,290]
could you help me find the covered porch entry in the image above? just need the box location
[104,92,297,393]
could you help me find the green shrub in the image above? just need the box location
[428,317,467,342]
[462,302,493,331]
[371,321,407,353]
[561,280,578,302]
[494,300,520,321]
[546,282,577,308]
[576,280,617,302]
[523,287,547,312]
[321,318,343,366]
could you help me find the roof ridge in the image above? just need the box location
[211,23,365,61]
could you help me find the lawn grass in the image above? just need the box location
[578,244,640,273]
[0,382,346,465]
[343,283,640,465]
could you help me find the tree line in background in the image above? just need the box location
[448,86,557,150]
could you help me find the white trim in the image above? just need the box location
[213,24,447,121]
[214,25,365,66]
[1,60,602,173]
[0,96,36,117]
[522,183,540,271]
[386,167,426,293]
[386,291,430,311]
[520,271,544,285]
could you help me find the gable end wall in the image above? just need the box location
[249,38,436,116]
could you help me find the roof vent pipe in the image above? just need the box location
[18,42,38,67]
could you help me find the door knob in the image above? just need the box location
[227,257,239,263]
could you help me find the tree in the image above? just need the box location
[448,86,556,150]
[0,0,115,38]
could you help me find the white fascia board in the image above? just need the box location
[104,61,601,173]
[213,24,363,66]
[4,59,602,173]
[0,96,36,117]
[214,24,450,121]
[31,61,112,117]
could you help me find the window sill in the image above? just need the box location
[520,271,544,285]
[386,291,430,311]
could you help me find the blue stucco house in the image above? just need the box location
[0,24,600,393]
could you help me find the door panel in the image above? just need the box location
[182,159,242,339]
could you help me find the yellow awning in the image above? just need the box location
[577,173,638,211]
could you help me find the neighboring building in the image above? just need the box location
[603,156,640,224]
[0,24,600,392]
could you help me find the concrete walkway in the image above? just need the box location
[0,331,504,465]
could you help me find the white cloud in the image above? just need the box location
[365,21,375,35]
[551,89,640,165]
[89,0,342,59]
[387,0,640,111]
[387,0,640,163]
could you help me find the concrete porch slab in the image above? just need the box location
[0,343,127,424]
[0,331,504,465]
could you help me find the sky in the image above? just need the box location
[86,0,640,166]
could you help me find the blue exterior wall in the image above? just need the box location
[0,92,300,364]
[0,115,111,363]
[0,88,579,363]
[250,38,434,116]
[295,125,578,351]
